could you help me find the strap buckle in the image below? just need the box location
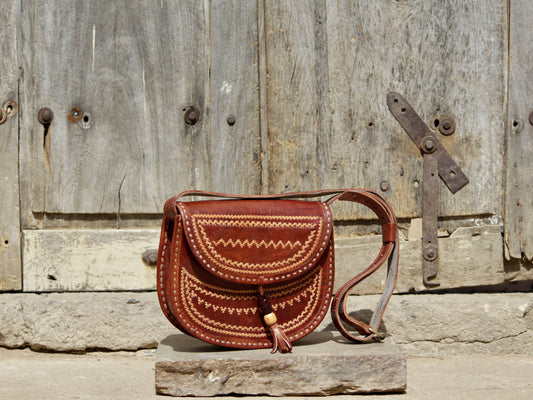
[369,328,385,342]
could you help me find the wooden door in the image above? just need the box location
[18,0,261,291]
[1,0,531,293]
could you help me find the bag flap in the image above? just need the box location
[177,199,333,284]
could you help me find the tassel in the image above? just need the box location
[257,285,292,354]
[269,322,292,354]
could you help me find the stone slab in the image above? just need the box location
[1,292,532,357]
[155,332,406,396]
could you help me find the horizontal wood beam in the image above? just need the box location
[22,224,512,293]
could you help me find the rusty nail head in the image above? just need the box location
[421,136,437,153]
[380,181,390,191]
[38,108,54,125]
[227,116,236,126]
[0,108,6,124]
[68,106,84,123]
[438,117,455,135]
[529,111,533,126]
[184,107,200,125]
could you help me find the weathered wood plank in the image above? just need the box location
[257,0,269,194]
[23,226,506,293]
[335,225,506,294]
[264,0,331,193]
[266,0,506,221]
[505,0,533,260]
[19,0,261,225]
[0,0,21,290]
[209,0,261,194]
[23,229,159,292]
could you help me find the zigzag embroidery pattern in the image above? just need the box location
[197,218,317,230]
[178,265,324,337]
[190,214,323,275]
[193,213,320,221]
[212,238,303,250]
[182,263,320,300]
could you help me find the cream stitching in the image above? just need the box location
[212,238,303,250]
[163,201,335,346]
[178,266,324,337]
[193,216,322,274]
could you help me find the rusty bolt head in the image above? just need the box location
[438,117,455,135]
[380,181,390,191]
[184,107,200,125]
[529,111,533,126]
[0,108,6,125]
[423,246,438,262]
[142,249,158,267]
[67,106,84,123]
[227,116,236,126]
[38,108,54,125]
[421,136,437,153]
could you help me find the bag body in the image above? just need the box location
[157,190,398,353]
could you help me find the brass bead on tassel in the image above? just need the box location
[263,312,278,326]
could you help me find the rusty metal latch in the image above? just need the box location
[387,92,469,287]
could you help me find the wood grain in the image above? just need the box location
[505,0,533,260]
[264,0,330,193]
[19,0,261,225]
[0,0,21,290]
[265,0,506,221]
[23,229,159,292]
[208,0,261,194]
[22,226,506,293]
[11,0,516,292]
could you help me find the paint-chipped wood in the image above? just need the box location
[265,0,506,221]
[19,0,260,227]
[0,0,21,290]
[23,227,505,293]
[23,229,159,292]
[505,0,533,261]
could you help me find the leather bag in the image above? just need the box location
[157,189,399,353]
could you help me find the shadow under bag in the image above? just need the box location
[157,189,399,353]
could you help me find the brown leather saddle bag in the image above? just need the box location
[157,189,399,353]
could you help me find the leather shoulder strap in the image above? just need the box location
[166,189,399,343]
[326,190,399,343]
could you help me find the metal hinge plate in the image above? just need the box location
[387,92,469,287]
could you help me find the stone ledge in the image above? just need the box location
[0,292,531,356]
[338,293,533,357]
[155,332,406,396]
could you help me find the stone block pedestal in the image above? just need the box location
[155,332,406,396]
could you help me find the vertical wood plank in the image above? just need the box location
[257,0,269,194]
[0,0,21,290]
[209,0,261,194]
[264,0,330,193]
[505,0,533,260]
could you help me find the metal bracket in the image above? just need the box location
[387,92,469,287]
